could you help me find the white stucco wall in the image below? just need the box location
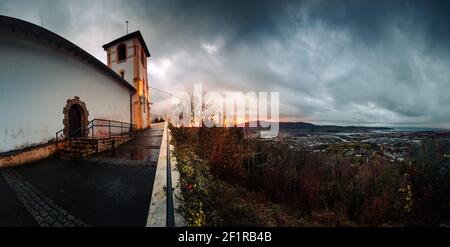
[0,36,131,153]
[109,39,135,85]
[138,42,150,128]
[107,37,151,128]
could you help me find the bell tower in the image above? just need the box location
[103,31,151,129]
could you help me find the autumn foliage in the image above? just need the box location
[170,125,450,226]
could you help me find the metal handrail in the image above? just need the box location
[55,119,137,150]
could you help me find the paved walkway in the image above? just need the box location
[0,123,164,227]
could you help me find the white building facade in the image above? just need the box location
[0,16,150,157]
[103,31,151,130]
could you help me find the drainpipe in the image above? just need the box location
[130,91,135,133]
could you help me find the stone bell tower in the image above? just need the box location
[102,31,151,129]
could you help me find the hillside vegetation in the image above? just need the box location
[170,125,450,226]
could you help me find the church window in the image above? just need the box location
[117,43,127,62]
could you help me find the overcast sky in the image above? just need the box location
[1,0,449,127]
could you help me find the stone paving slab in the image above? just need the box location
[1,169,88,227]
[9,158,156,226]
[0,172,37,226]
[0,125,164,227]
[87,156,158,166]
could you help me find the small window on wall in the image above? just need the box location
[120,71,125,78]
[117,43,127,62]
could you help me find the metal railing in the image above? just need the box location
[55,119,137,146]
[166,124,175,227]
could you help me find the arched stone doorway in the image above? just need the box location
[68,105,83,137]
[63,97,89,138]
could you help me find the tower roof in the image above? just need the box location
[102,31,150,57]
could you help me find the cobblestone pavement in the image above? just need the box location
[1,169,88,227]
[0,125,163,227]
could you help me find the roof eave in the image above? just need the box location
[0,15,136,92]
[102,31,150,57]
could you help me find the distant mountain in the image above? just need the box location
[245,121,392,133]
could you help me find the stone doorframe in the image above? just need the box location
[63,96,89,138]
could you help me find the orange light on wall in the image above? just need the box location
[144,80,149,100]
[138,80,143,97]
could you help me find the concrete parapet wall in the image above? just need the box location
[146,122,185,227]
[0,141,67,168]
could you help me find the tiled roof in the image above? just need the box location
[102,31,150,57]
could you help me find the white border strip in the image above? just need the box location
[168,129,186,227]
[146,122,168,227]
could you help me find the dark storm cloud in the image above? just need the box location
[1,0,449,127]
[302,0,450,54]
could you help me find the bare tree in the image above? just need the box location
[187,91,214,127]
